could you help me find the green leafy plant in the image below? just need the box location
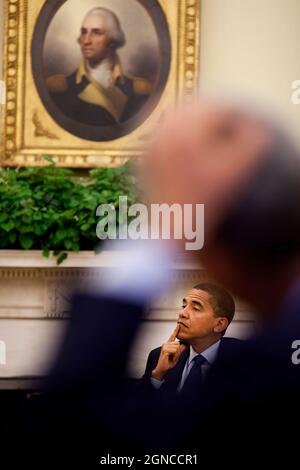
[0,162,138,264]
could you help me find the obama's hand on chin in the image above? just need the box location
[151,325,187,381]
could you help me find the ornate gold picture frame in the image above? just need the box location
[1,0,200,168]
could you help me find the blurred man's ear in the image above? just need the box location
[213,317,228,335]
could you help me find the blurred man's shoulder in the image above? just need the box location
[220,337,244,353]
[222,337,243,344]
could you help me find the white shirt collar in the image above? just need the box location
[188,340,221,366]
[87,58,115,89]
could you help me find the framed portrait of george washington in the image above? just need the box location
[1,0,200,168]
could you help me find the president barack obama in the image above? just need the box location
[142,283,240,398]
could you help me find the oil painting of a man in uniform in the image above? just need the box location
[46,7,153,126]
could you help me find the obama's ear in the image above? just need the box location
[213,317,228,335]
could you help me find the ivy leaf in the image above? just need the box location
[43,247,50,258]
[80,223,91,232]
[19,234,34,250]
[55,229,67,241]
[9,231,17,244]
[1,220,15,232]
[56,252,68,265]
[0,213,8,223]
[64,240,73,250]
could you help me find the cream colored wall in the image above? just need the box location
[200,0,300,138]
[0,0,2,79]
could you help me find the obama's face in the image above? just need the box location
[177,289,228,342]
[79,15,111,65]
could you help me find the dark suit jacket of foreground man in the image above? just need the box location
[6,287,300,466]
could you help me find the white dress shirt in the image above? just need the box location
[151,340,221,391]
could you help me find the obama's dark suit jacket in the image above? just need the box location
[142,338,242,396]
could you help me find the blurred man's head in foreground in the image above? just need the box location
[144,97,300,317]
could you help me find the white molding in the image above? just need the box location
[0,250,203,270]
